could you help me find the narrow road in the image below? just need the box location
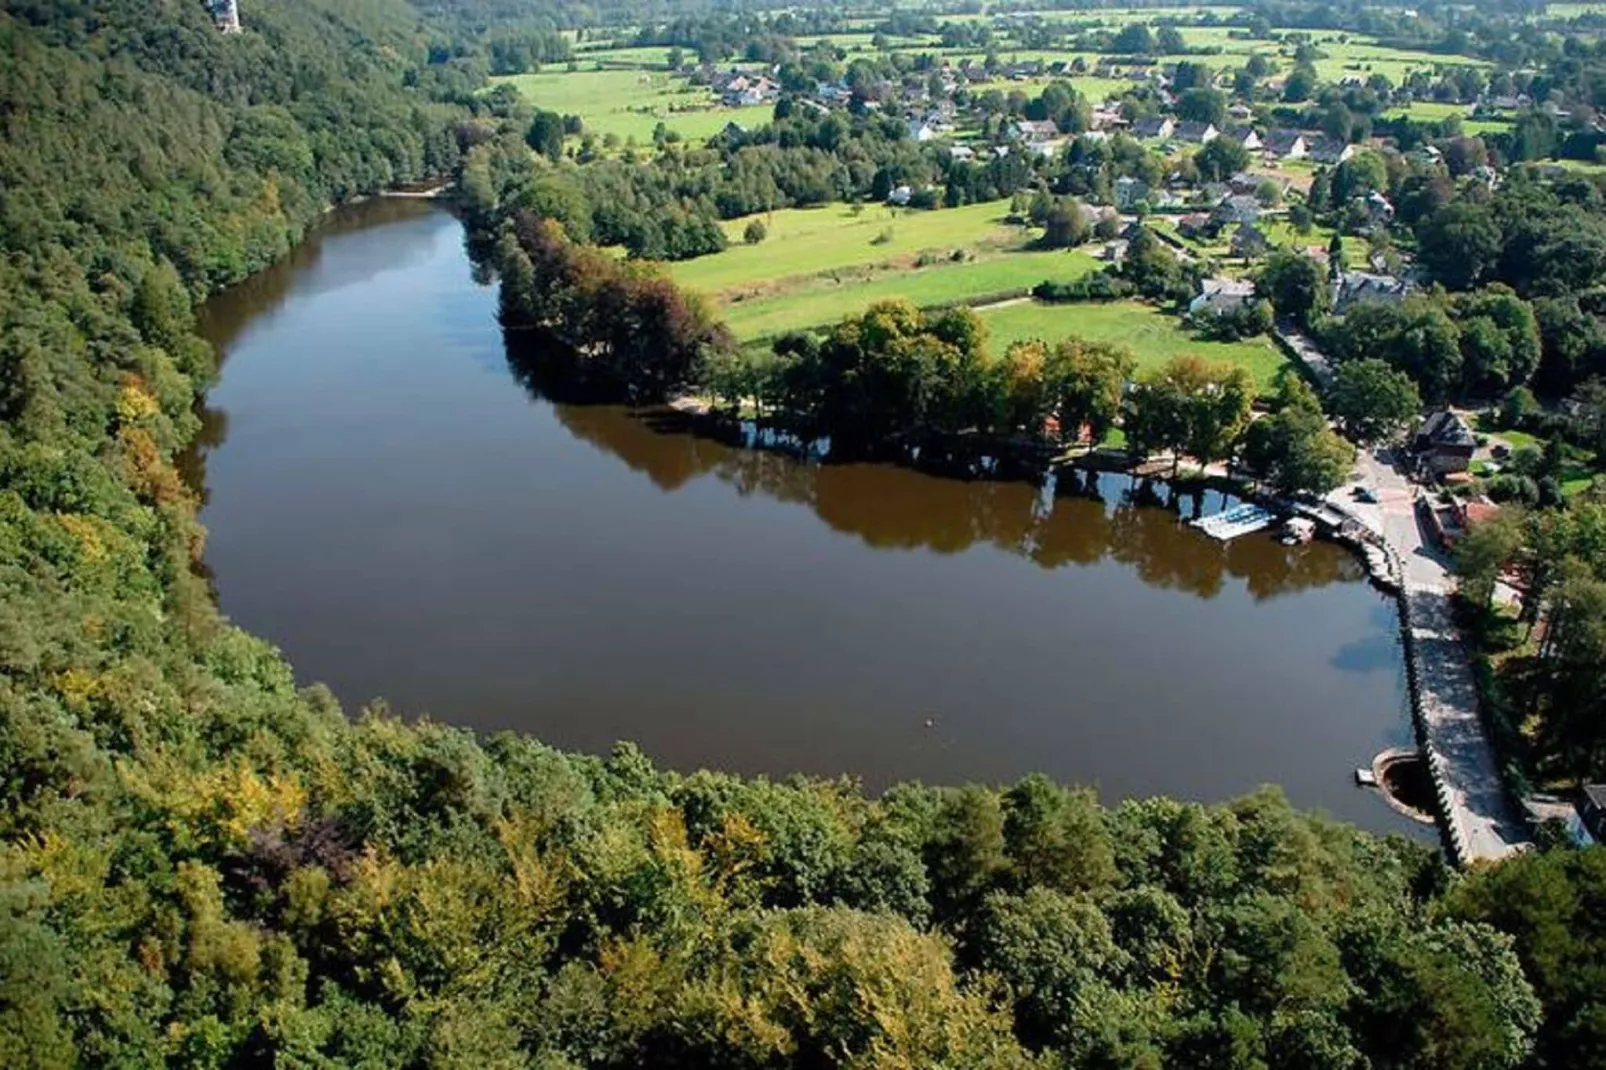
[1333,451,1530,864]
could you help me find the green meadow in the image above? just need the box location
[667,201,1034,297]
[720,249,1102,340]
[978,299,1291,390]
[490,69,771,143]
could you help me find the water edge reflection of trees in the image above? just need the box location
[516,357,1363,604]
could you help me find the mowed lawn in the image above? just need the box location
[490,69,772,143]
[668,201,1031,296]
[977,300,1290,391]
[721,248,1101,340]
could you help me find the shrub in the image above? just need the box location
[743,219,768,245]
[1032,272,1135,303]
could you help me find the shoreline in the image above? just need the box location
[652,403,1528,863]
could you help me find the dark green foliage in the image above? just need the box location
[1328,358,1423,444]
[1257,248,1330,328]
[1447,846,1606,1069]
[1242,377,1355,496]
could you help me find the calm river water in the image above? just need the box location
[195,200,1422,834]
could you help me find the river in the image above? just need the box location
[194,199,1424,835]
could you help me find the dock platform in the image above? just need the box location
[1192,503,1275,541]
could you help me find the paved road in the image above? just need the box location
[1330,451,1530,864]
[1275,325,1336,388]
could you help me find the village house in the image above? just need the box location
[1221,126,1263,152]
[1189,277,1259,318]
[948,145,975,162]
[1411,411,1478,477]
[1014,119,1059,146]
[1333,270,1411,314]
[1173,121,1219,145]
[1231,224,1270,259]
[1132,116,1175,140]
[1306,136,1356,165]
[1115,175,1149,210]
[1211,194,1261,227]
[907,120,938,142]
[1361,190,1396,228]
[1090,104,1128,131]
[1228,171,1278,196]
[1177,213,1215,240]
[1261,130,1308,160]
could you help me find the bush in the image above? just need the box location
[1032,272,1135,303]
[743,219,768,244]
[1193,299,1274,342]
[871,227,894,245]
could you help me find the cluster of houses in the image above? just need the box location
[1116,116,1358,166]
[709,69,782,108]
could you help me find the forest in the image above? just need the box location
[3,0,1606,1067]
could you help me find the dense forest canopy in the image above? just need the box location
[2,0,1606,1066]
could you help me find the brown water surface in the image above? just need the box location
[195,200,1422,834]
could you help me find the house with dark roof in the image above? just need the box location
[1222,126,1263,151]
[1211,194,1261,227]
[1411,411,1478,476]
[1173,121,1219,144]
[1261,130,1308,160]
[1333,270,1410,314]
[1132,116,1175,140]
[1306,137,1356,165]
[1231,224,1270,259]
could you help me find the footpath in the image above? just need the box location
[1329,451,1531,865]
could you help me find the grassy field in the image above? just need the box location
[490,70,771,143]
[1382,101,1512,135]
[569,45,678,69]
[667,201,1034,296]
[720,249,1101,340]
[977,299,1290,390]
